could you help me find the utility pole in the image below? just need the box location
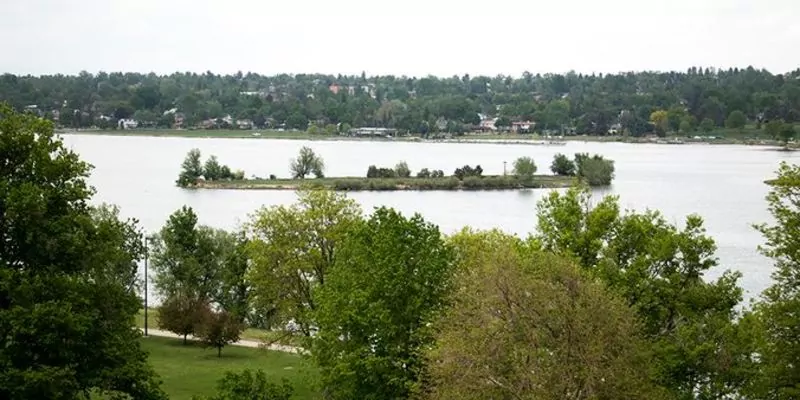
[143,236,149,337]
[503,161,507,176]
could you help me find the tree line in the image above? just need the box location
[2,67,800,136]
[4,103,800,400]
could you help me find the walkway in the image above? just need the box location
[139,328,303,354]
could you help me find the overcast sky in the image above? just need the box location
[3,0,799,77]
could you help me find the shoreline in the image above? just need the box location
[187,175,582,191]
[57,129,789,147]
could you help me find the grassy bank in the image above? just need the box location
[136,309,301,346]
[194,175,579,191]
[142,336,317,400]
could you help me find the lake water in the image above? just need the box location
[61,134,800,300]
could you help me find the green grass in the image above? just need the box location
[136,309,302,346]
[195,174,579,191]
[142,336,318,400]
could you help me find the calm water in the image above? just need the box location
[62,134,800,300]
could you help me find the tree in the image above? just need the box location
[0,103,166,399]
[511,156,537,179]
[312,207,455,400]
[679,119,693,134]
[765,119,783,140]
[574,153,615,186]
[725,110,747,130]
[158,294,208,344]
[197,309,245,357]
[289,146,325,179]
[416,168,432,178]
[700,117,715,133]
[217,232,252,322]
[779,123,797,146]
[395,161,411,178]
[204,155,223,180]
[150,207,227,302]
[535,187,752,399]
[426,229,664,400]
[178,148,203,187]
[650,110,669,136]
[752,162,800,399]
[550,153,576,176]
[248,189,362,339]
[203,370,293,400]
[494,116,511,129]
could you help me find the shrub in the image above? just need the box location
[395,161,411,178]
[269,174,276,180]
[550,153,576,176]
[574,153,615,186]
[512,157,537,178]
[454,165,483,180]
[432,170,445,178]
[417,168,431,178]
[203,370,293,400]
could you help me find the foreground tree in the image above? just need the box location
[426,229,663,400]
[312,207,455,400]
[752,162,800,399]
[248,189,362,339]
[535,187,753,399]
[200,370,293,400]
[0,103,166,399]
[290,146,325,179]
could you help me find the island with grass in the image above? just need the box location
[176,147,615,191]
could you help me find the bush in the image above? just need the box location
[395,161,411,178]
[454,165,483,180]
[417,168,431,178]
[550,153,576,176]
[432,170,445,178]
[202,369,293,400]
[269,174,276,180]
[366,165,397,178]
[574,153,615,186]
[512,157,537,178]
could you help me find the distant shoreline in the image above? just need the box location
[57,129,787,147]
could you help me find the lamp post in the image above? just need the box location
[143,236,150,337]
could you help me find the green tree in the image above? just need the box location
[395,161,411,178]
[752,162,800,399]
[679,119,693,134]
[725,110,747,130]
[312,207,455,400]
[700,117,715,133]
[196,309,245,357]
[248,189,362,339]
[779,123,796,146]
[765,119,783,140]
[494,116,511,129]
[289,146,325,179]
[550,153,576,176]
[217,232,252,322]
[202,370,293,400]
[574,153,615,186]
[427,229,664,400]
[535,187,752,399]
[204,155,223,181]
[0,103,166,399]
[178,148,203,187]
[650,110,669,136]
[512,156,537,179]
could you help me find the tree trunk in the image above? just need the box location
[217,346,222,358]
[183,334,187,345]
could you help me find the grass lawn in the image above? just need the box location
[136,309,302,346]
[142,336,318,400]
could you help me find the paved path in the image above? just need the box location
[140,328,303,354]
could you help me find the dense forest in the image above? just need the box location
[1,67,800,136]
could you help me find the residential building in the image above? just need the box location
[118,119,138,129]
[479,117,498,132]
[236,119,253,129]
[511,121,535,133]
[348,127,396,137]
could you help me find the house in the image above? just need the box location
[511,121,535,133]
[608,123,622,135]
[329,84,340,95]
[236,119,253,129]
[173,113,185,129]
[222,115,234,126]
[200,119,216,129]
[349,127,396,137]
[479,117,498,132]
[118,119,138,130]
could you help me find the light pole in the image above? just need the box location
[143,236,150,336]
[503,161,507,176]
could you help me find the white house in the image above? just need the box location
[118,119,138,129]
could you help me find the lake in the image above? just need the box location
[61,134,800,300]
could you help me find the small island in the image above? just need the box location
[177,147,615,191]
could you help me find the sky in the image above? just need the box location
[3,0,800,77]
